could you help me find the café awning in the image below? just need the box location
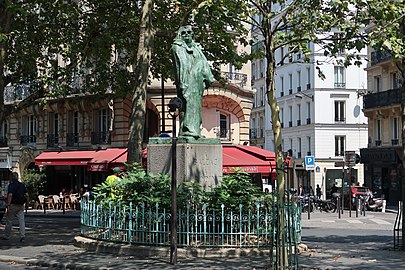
[87,148,127,171]
[222,146,277,174]
[35,148,128,171]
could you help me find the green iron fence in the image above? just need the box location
[81,201,302,248]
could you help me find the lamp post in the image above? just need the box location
[168,97,182,265]
[295,92,314,101]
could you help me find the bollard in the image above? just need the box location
[338,196,341,219]
[356,197,359,218]
[382,200,386,213]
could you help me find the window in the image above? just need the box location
[392,117,399,145]
[289,106,293,127]
[374,76,381,92]
[297,138,302,158]
[391,72,399,89]
[306,67,311,89]
[334,101,345,122]
[259,116,264,138]
[220,114,230,139]
[260,87,264,106]
[0,120,7,146]
[297,70,301,91]
[280,108,284,127]
[334,66,346,88]
[335,136,345,156]
[375,119,381,146]
[306,102,311,124]
[307,136,311,155]
[21,115,37,145]
[259,60,264,78]
[280,76,284,96]
[47,113,59,147]
[252,63,256,80]
[91,109,111,145]
[288,74,293,94]
[297,104,301,126]
[67,111,79,146]
[280,47,284,65]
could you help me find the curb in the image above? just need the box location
[74,235,309,259]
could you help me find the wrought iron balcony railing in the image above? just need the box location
[363,88,401,109]
[221,72,248,87]
[47,134,59,148]
[20,135,36,146]
[392,139,399,146]
[334,82,346,88]
[370,50,392,66]
[306,118,311,124]
[66,133,79,146]
[91,132,111,145]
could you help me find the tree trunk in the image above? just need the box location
[127,0,154,164]
[264,37,288,268]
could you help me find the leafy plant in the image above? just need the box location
[20,169,47,203]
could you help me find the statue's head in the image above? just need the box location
[176,25,194,45]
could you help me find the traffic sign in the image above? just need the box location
[345,151,356,167]
[305,156,315,170]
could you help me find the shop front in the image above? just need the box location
[360,147,402,205]
[34,148,127,194]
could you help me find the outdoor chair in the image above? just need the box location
[52,195,61,210]
[37,195,45,209]
[61,195,70,210]
[70,194,79,210]
[44,195,54,209]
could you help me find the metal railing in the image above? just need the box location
[221,72,248,87]
[20,135,36,146]
[363,88,401,109]
[0,136,7,147]
[80,201,302,248]
[91,132,111,145]
[66,133,79,146]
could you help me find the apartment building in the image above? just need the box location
[360,48,403,204]
[251,36,369,198]
[0,62,254,196]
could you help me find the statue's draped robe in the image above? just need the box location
[172,40,214,138]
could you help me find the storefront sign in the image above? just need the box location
[360,148,398,164]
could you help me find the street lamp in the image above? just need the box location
[167,97,182,265]
[295,92,314,101]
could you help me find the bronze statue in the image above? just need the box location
[172,25,214,138]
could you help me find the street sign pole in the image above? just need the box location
[305,156,315,220]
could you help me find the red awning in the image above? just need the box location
[87,148,127,171]
[34,148,128,171]
[35,150,98,166]
[222,146,277,174]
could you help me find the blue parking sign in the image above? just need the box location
[305,156,315,170]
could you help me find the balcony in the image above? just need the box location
[221,72,248,87]
[334,82,346,88]
[375,140,382,146]
[280,91,284,97]
[306,118,311,124]
[363,88,401,110]
[307,151,312,156]
[91,132,111,145]
[289,89,292,95]
[47,134,59,148]
[297,152,302,158]
[370,50,392,66]
[289,121,292,127]
[280,122,284,128]
[297,86,301,92]
[335,151,344,157]
[392,139,399,146]
[4,84,36,104]
[249,129,257,139]
[0,136,7,147]
[20,135,36,146]
[66,133,80,147]
[297,120,301,126]
[306,83,311,90]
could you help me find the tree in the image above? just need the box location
[1,0,252,162]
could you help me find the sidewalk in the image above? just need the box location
[0,209,404,269]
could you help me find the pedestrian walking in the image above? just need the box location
[1,172,28,242]
[316,184,322,199]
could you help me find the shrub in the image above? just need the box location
[20,169,47,204]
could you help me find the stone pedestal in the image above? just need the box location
[147,137,222,190]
